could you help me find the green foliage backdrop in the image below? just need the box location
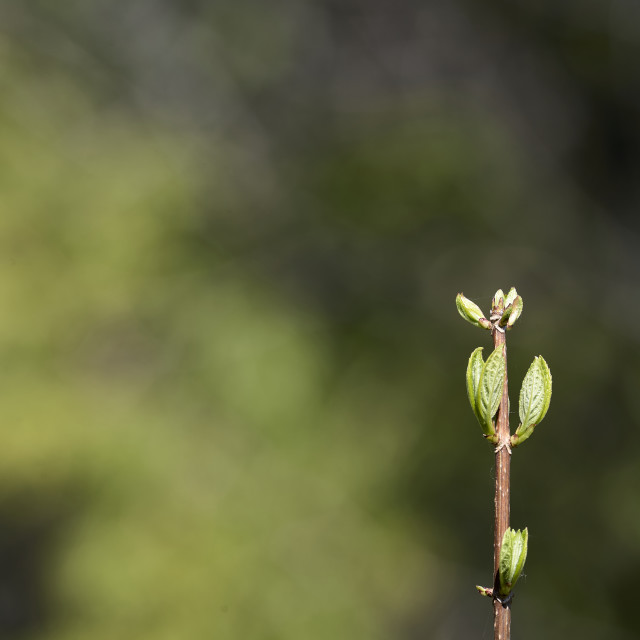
[0,2,639,639]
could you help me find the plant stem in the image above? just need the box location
[492,328,511,639]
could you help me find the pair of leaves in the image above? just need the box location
[499,528,528,596]
[512,356,552,447]
[466,346,506,440]
[466,348,552,447]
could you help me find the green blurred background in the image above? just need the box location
[0,1,638,638]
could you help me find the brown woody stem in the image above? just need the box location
[492,327,511,639]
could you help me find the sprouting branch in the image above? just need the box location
[457,288,551,640]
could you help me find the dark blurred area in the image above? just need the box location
[0,1,638,638]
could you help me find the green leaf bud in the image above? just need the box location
[504,287,518,307]
[499,528,528,596]
[456,293,492,330]
[499,295,524,329]
[506,295,524,329]
[492,289,505,314]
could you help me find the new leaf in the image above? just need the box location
[513,356,552,446]
[466,347,485,424]
[475,345,506,439]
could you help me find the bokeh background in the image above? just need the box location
[0,1,638,638]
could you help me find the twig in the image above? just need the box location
[457,288,552,640]
[492,326,511,639]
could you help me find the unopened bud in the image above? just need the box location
[492,289,505,314]
[504,287,518,308]
[500,295,523,329]
[498,528,528,597]
[456,293,491,330]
